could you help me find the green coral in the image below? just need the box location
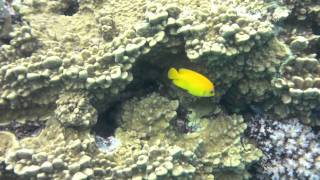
[4,121,97,179]
[177,115,262,173]
[119,93,179,140]
[54,91,97,127]
[1,92,261,179]
[116,93,262,179]
[0,0,294,125]
[0,24,38,64]
[222,38,290,112]
[0,131,19,162]
[272,55,320,125]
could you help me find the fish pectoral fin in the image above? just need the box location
[172,79,187,90]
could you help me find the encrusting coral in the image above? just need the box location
[116,93,262,179]
[119,93,179,140]
[3,120,97,179]
[55,91,97,128]
[0,93,262,179]
[271,54,320,125]
[0,131,19,162]
[1,0,310,125]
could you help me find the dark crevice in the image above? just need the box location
[171,105,194,134]
[219,83,248,114]
[0,37,11,45]
[125,58,164,97]
[0,162,21,180]
[92,47,196,141]
[311,21,320,35]
[219,82,270,122]
[92,101,121,138]
[92,59,162,138]
[247,161,267,180]
[0,121,45,139]
[311,109,320,132]
[63,0,79,16]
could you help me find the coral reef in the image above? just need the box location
[116,93,262,179]
[0,93,261,179]
[0,0,320,179]
[0,120,44,139]
[55,91,97,128]
[3,121,98,179]
[1,1,37,63]
[0,24,39,62]
[272,55,320,124]
[119,93,179,139]
[278,0,320,24]
[0,0,305,126]
[0,0,12,39]
[0,0,280,124]
[248,116,320,179]
[222,38,290,113]
[0,131,19,162]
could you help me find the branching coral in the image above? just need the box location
[249,116,320,179]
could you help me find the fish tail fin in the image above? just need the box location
[168,68,179,80]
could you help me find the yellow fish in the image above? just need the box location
[168,67,215,97]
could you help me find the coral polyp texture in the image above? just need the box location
[0,0,319,179]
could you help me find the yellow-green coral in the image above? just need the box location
[116,93,262,179]
[272,55,320,125]
[0,131,19,162]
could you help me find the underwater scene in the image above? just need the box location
[0,0,320,179]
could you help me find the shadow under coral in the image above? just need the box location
[91,48,197,139]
